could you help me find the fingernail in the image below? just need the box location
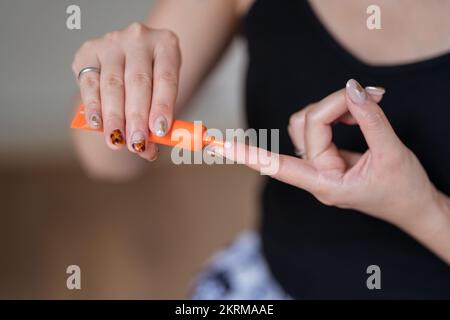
[207,146,224,158]
[89,112,102,129]
[206,145,217,157]
[153,116,168,137]
[131,131,146,153]
[365,86,386,96]
[346,79,367,105]
[110,129,125,145]
[210,141,230,157]
[149,146,159,162]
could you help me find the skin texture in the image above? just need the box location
[72,0,450,264]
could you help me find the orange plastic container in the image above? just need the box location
[70,105,217,151]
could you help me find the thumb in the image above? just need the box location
[345,79,402,157]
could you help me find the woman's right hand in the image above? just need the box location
[72,22,181,161]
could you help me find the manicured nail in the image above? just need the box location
[154,116,168,137]
[209,141,231,157]
[207,146,225,158]
[149,146,159,162]
[131,131,146,153]
[365,86,386,96]
[89,112,102,129]
[205,145,218,157]
[110,129,125,145]
[346,79,367,105]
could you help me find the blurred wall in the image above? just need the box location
[0,0,246,166]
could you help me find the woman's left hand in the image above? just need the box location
[213,79,449,237]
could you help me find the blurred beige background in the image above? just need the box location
[0,0,261,298]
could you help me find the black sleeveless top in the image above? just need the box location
[243,0,450,299]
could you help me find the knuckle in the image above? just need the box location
[363,111,385,129]
[155,71,178,86]
[289,111,305,128]
[304,108,321,125]
[128,22,148,36]
[104,73,124,89]
[105,112,123,123]
[85,99,101,110]
[80,39,96,51]
[105,31,120,41]
[82,74,100,89]
[128,72,152,87]
[152,102,171,112]
[127,112,146,124]
[81,39,97,50]
[159,29,179,47]
[73,40,97,68]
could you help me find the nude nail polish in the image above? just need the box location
[205,145,217,157]
[89,112,102,129]
[210,145,225,157]
[154,116,168,137]
[131,131,146,153]
[110,129,125,145]
[365,86,386,96]
[346,79,367,105]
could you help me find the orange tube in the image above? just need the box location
[70,105,219,151]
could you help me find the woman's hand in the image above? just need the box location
[212,79,450,262]
[281,79,435,227]
[72,22,181,161]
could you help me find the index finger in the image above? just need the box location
[211,141,318,192]
[303,89,348,159]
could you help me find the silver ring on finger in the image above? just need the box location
[78,66,101,81]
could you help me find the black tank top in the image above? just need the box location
[243,0,450,299]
